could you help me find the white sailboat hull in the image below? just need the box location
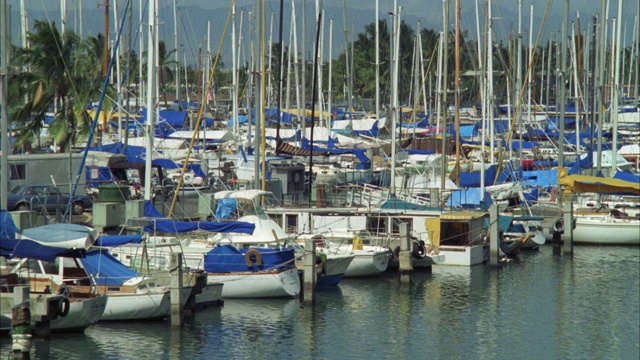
[562,218,640,245]
[1,294,107,333]
[100,290,183,321]
[344,249,391,277]
[51,295,107,331]
[207,268,301,298]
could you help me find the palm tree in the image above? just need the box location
[8,21,112,152]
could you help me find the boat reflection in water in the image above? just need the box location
[1,246,637,359]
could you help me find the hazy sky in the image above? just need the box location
[10,0,639,66]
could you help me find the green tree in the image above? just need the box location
[8,21,112,152]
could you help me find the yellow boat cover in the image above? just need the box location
[557,167,640,195]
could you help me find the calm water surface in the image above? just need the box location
[2,245,638,359]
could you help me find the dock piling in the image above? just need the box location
[303,237,316,304]
[563,200,574,256]
[489,205,501,267]
[170,252,184,328]
[399,223,413,282]
[12,286,31,360]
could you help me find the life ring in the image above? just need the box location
[412,240,427,259]
[58,297,70,318]
[244,248,263,267]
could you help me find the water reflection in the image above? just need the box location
[1,246,637,359]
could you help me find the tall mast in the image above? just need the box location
[557,0,569,205]
[342,0,351,113]
[487,0,494,166]
[328,18,333,129]
[1,0,9,210]
[441,0,449,190]
[612,0,623,172]
[375,0,380,119]
[144,0,157,201]
[173,0,181,108]
[103,0,110,141]
[232,2,238,139]
[454,0,461,186]
[275,0,285,153]
[301,0,306,138]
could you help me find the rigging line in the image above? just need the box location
[63,0,133,223]
[493,0,552,185]
[167,0,235,218]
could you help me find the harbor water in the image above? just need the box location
[2,245,638,359]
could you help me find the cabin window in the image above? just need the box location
[366,217,387,237]
[9,164,26,180]
[285,214,297,233]
[391,218,413,235]
[269,214,283,229]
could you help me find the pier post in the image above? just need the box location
[489,205,501,267]
[430,188,440,208]
[170,252,184,328]
[12,286,31,360]
[399,223,413,283]
[563,200,573,256]
[303,238,316,304]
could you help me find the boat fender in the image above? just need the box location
[57,297,70,318]
[392,246,400,262]
[244,249,263,268]
[412,241,427,259]
[553,219,564,234]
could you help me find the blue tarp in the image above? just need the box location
[1,210,18,239]
[203,245,296,273]
[0,238,86,262]
[459,165,510,187]
[79,250,140,286]
[95,235,144,247]
[144,200,164,218]
[522,169,558,187]
[613,171,640,183]
[143,219,255,234]
[446,188,493,208]
[87,142,147,163]
[139,109,189,127]
[380,198,438,211]
[215,198,237,219]
[301,138,371,165]
[1,212,85,261]
[20,224,96,247]
[510,141,539,150]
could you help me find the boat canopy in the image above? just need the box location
[79,250,140,286]
[0,211,87,261]
[143,218,255,234]
[18,223,97,250]
[558,167,640,195]
[95,234,144,247]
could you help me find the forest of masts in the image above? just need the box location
[1,0,639,153]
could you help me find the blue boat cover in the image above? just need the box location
[447,188,493,208]
[95,235,143,247]
[613,171,640,184]
[215,198,237,219]
[203,245,296,273]
[0,210,18,239]
[20,223,96,247]
[1,211,85,261]
[144,200,164,218]
[0,238,86,262]
[79,250,140,286]
[143,219,255,234]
